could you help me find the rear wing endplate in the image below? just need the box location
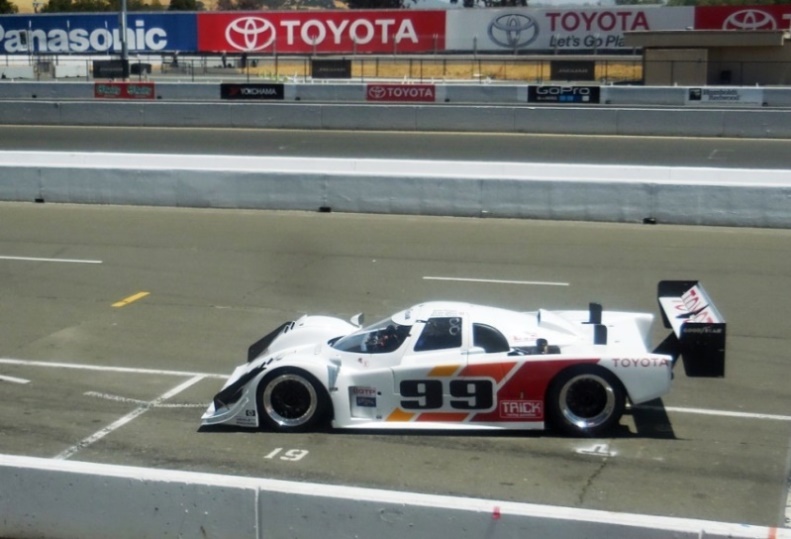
[655,280,726,377]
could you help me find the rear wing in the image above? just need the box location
[655,281,726,377]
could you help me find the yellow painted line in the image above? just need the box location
[112,291,150,308]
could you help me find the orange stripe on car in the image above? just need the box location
[459,362,518,384]
[386,409,415,422]
[428,364,461,377]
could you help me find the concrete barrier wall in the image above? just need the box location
[1,454,786,539]
[2,82,791,107]
[1,152,789,228]
[2,100,791,137]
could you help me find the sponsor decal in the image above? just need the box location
[612,358,670,368]
[197,11,445,54]
[236,415,257,427]
[546,10,649,32]
[356,396,377,407]
[351,387,378,411]
[488,13,539,49]
[94,82,155,100]
[497,8,651,50]
[366,84,436,102]
[220,83,284,100]
[499,399,543,419]
[0,14,196,54]
[687,87,763,108]
[528,85,600,104]
[550,60,595,81]
[682,326,724,335]
[312,59,352,79]
[723,9,776,30]
[694,5,791,30]
[352,386,377,397]
[93,59,128,79]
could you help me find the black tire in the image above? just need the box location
[547,365,626,437]
[256,368,330,433]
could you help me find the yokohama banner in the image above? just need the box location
[197,11,445,54]
[694,5,791,30]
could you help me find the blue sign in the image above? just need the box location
[0,13,197,54]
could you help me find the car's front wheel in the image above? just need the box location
[257,369,329,432]
[547,365,625,437]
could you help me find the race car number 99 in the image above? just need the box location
[400,379,494,410]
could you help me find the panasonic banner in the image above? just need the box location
[0,13,196,55]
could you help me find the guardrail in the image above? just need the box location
[1,151,788,228]
[3,80,791,107]
[1,99,791,138]
[1,454,787,539]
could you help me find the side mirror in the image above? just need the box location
[350,313,365,327]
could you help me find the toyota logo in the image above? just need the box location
[367,86,386,99]
[488,14,539,50]
[722,9,776,30]
[226,17,276,52]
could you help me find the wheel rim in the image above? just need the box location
[558,374,616,430]
[262,374,318,428]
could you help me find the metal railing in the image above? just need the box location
[2,53,645,84]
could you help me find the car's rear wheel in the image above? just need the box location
[257,369,329,432]
[547,365,625,437]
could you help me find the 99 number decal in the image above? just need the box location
[399,379,494,410]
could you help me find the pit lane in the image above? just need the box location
[1,203,790,530]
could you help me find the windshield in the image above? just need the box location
[331,317,412,354]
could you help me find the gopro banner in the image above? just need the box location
[0,13,196,54]
[528,85,600,104]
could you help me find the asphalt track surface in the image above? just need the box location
[2,124,791,169]
[1,203,790,530]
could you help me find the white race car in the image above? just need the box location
[201,281,725,437]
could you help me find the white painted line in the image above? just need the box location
[1,453,787,539]
[0,255,102,264]
[0,374,30,384]
[55,375,205,461]
[638,405,791,423]
[576,443,617,458]
[423,276,570,287]
[84,391,205,408]
[0,358,227,379]
[83,391,147,405]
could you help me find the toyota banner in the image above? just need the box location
[694,5,791,30]
[196,11,445,54]
[0,6,786,56]
[445,7,694,52]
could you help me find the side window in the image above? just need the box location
[473,324,510,353]
[414,317,462,352]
